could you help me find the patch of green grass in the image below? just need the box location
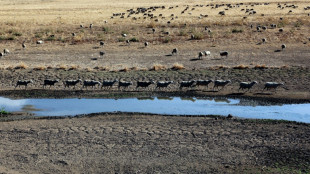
[191,32,204,40]
[0,107,9,115]
[162,36,172,43]
[129,37,139,42]
[232,28,243,33]
[118,37,126,42]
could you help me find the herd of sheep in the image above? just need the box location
[15,79,285,92]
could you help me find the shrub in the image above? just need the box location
[150,64,167,71]
[233,64,249,69]
[232,28,243,33]
[129,37,139,42]
[191,32,204,40]
[0,107,9,115]
[118,37,126,42]
[162,36,172,43]
[15,62,28,69]
[171,63,185,70]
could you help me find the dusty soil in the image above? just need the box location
[0,113,309,173]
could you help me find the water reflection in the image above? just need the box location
[0,97,309,123]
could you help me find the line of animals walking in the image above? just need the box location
[14,79,285,92]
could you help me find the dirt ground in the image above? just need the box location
[0,0,309,173]
[0,113,309,173]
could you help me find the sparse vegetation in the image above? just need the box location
[171,63,185,70]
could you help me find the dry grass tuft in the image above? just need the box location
[119,67,130,72]
[15,62,28,69]
[150,64,167,71]
[94,66,109,71]
[68,65,80,70]
[33,65,46,71]
[233,64,249,69]
[85,67,93,72]
[254,64,268,69]
[57,64,67,70]
[171,63,185,70]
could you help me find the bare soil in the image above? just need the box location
[0,113,309,173]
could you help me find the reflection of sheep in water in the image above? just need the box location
[238,81,257,92]
[263,82,284,91]
[64,79,82,89]
[213,80,231,91]
[15,80,33,89]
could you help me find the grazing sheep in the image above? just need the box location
[89,24,93,29]
[196,80,213,89]
[36,40,44,45]
[100,41,105,47]
[172,48,178,55]
[219,11,225,15]
[262,38,267,43]
[179,81,196,89]
[152,28,156,33]
[122,33,127,37]
[64,79,82,89]
[213,80,231,91]
[3,49,10,54]
[144,42,149,47]
[80,25,84,28]
[136,81,154,89]
[82,80,101,89]
[281,44,286,50]
[238,81,257,92]
[263,82,284,91]
[0,52,3,57]
[156,81,173,89]
[43,79,59,88]
[101,80,118,89]
[99,51,105,56]
[220,51,229,57]
[198,52,204,59]
[279,28,284,32]
[15,80,33,89]
[118,81,133,90]
[126,40,130,45]
[204,51,211,56]
[22,42,26,49]
[72,33,76,37]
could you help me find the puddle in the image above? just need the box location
[0,96,309,123]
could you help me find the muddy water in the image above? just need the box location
[1,97,309,123]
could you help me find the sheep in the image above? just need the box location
[152,28,156,33]
[118,81,133,90]
[43,79,59,88]
[213,80,231,91]
[238,81,257,92]
[99,51,105,56]
[64,79,82,89]
[100,41,105,47]
[82,80,101,89]
[279,28,284,32]
[72,33,76,37]
[263,82,284,91]
[144,42,149,47]
[36,40,44,45]
[3,49,10,54]
[156,81,173,90]
[196,80,213,89]
[136,81,154,89]
[89,24,93,29]
[15,80,33,89]
[262,38,267,43]
[198,52,204,59]
[179,81,196,89]
[219,11,225,15]
[204,51,211,56]
[122,33,127,37]
[0,52,3,57]
[101,80,118,89]
[22,42,26,49]
[126,40,130,45]
[281,44,286,50]
[220,51,229,57]
[172,48,178,55]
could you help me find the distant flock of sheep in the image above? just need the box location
[14,79,285,92]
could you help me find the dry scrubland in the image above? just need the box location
[0,0,310,173]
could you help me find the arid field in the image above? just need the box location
[0,0,309,173]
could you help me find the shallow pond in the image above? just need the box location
[1,96,309,123]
